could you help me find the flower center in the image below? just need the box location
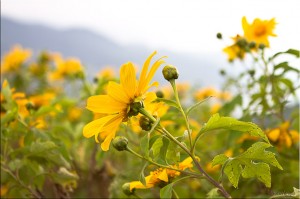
[254,25,267,37]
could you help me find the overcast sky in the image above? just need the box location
[2,0,300,54]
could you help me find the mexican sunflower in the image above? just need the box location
[129,157,194,191]
[83,51,166,151]
[242,16,276,47]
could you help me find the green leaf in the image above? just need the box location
[212,154,228,167]
[159,137,170,163]
[140,133,150,158]
[214,142,282,188]
[52,167,79,185]
[201,114,269,143]
[219,95,242,115]
[160,183,173,199]
[29,141,57,153]
[139,162,148,186]
[271,49,300,60]
[154,98,180,110]
[278,78,295,92]
[186,97,211,116]
[207,188,224,198]
[274,62,299,74]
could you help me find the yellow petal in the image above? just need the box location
[86,95,126,113]
[107,81,130,104]
[138,51,157,94]
[100,130,116,151]
[83,114,117,138]
[143,58,165,92]
[290,130,299,144]
[158,169,168,182]
[267,128,280,142]
[120,62,137,99]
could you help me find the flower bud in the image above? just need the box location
[248,42,256,49]
[155,90,164,98]
[112,136,128,151]
[162,65,179,81]
[248,70,255,77]
[122,183,134,196]
[127,101,144,117]
[216,32,222,39]
[25,102,35,110]
[236,38,248,48]
[139,116,153,131]
[258,43,266,50]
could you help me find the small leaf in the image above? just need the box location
[201,114,269,143]
[159,137,170,163]
[212,154,228,167]
[160,183,173,199]
[271,48,300,60]
[154,98,180,110]
[186,97,211,116]
[140,133,150,158]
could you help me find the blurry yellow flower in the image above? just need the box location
[176,82,190,98]
[97,67,116,79]
[242,16,276,47]
[267,121,299,148]
[50,55,83,80]
[207,149,232,173]
[194,87,219,101]
[83,51,166,151]
[29,92,55,108]
[129,157,193,191]
[0,185,8,197]
[1,45,32,74]
[219,91,232,101]
[237,134,259,143]
[68,107,82,122]
[223,35,246,62]
[210,103,221,114]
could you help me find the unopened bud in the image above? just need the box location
[236,38,248,48]
[25,102,35,110]
[122,183,134,196]
[162,65,179,81]
[127,101,144,117]
[248,70,255,77]
[139,116,153,131]
[248,42,256,49]
[258,43,266,50]
[155,90,164,98]
[112,136,128,151]
[216,33,222,39]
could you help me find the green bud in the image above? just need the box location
[25,102,35,110]
[248,70,255,77]
[112,136,128,151]
[162,65,179,81]
[139,116,153,131]
[216,32,222,39]
[219,69,226,76]
[258,43,266,50]
[155,90,164,98]
[248,42,256,49]
[236,38,248,48]
[122,183,134,196]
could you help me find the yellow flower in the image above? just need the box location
[68,107,82,122]
[83,51,166,151]
[49,55,83,80]
[29,92,55,108]
[242,16,276,47]
[97,67,116,79]
[223,35,246,62]
[267,121,299,149]
[194,87,219,101]
[129,157,193,191]
[210,103,221,114]
[1,45,32,74]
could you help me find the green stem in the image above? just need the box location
[126,147,203,178]
[169,79,193,149]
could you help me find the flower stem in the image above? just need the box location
[169,79,193,149]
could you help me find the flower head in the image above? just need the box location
[129,157,194,191]
[83,51,166,151]
[242,16,276,47]
[223,35,247,62]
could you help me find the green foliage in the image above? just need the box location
[212,142,283,188]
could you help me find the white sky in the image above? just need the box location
[1,0,300,54]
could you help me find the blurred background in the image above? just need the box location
[1,0,300,87]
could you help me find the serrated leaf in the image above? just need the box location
[212,154,228,167]
[160,183,173,199]
[154,98,180,110]
[30,141,57,153]
[216,142,282,188]
[186,97,211,116]
[201,114,269,143]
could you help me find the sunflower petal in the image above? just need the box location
[83,114,117,138]
[120,62,137,99]
[138,51,157,93]
[86,95,126,113]
[107,81,130,103]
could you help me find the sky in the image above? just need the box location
[2,0,300,54]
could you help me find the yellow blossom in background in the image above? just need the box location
[267,121,299,149]
[49,55,83,80]
[96,66,116,79]
[242,16,276,47]
[29,92,55,108]
[219,91,232,101]
[210,103,221,114]
[0,185,8,197]
[194,87,219,101]
[68,107,82,122]
[129,157,194,191]
[83,51,166,151]
[0,45,32,74]
[176,82,190,98]
[223,35,246,62]
[237,134,259,144]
